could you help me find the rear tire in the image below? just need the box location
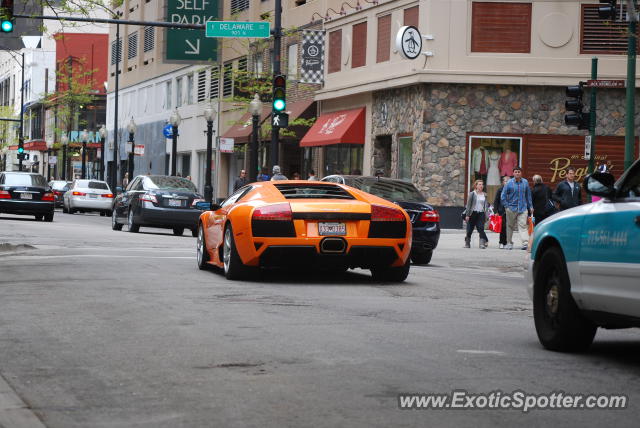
[411,250,433,265]
[173,228,184,236]
[62,204,68,214]
[196,224,210,270]
[100,211,105,217]
[533,246,596,352]
[112,210,123,231]
[44,213,54,222]
[371,258,411,283]
[223,224,247,280]
[35,214,43,221]
[128,209,140,233]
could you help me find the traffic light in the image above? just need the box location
[598,0,617,20]
[0,0,14,33]
[17,146,26,160]
[272,75,286,113]
[564,82,590,130]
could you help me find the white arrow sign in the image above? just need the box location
[185,39,200,55]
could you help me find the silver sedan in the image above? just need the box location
[63,180,114,216]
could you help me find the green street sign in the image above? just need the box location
[166,0,219,63]
[206,21,271,38]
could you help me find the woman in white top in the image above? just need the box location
[464,179,490,248]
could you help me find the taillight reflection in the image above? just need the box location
[419,210,440,222]
[252,203,292,221]
[371,204,405,222]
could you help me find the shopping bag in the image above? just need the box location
[528,216,534,236]
[489,214,502,233]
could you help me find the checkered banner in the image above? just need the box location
[301,30,325,84]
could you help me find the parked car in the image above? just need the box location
[527,158,640,352]
[49,180,71,207]
[63,179,113,215]
[112,175,204,236]
[0,171,55,221]
[321,175,440,264]
[195,180,412,281]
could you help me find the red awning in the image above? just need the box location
[300,107,365,147]
[221,106,272,143]
[24,141,47,151]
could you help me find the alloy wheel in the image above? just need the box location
[197,227,204,266]
[223,228,232,273]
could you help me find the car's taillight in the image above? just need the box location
[54,191,62,196]
[101,193,114,198]
[191,198,204,207]
[252,203,292,221]
[140,193,157,203]
[0,190,10,199]
[41,192,55,201]
[420,210,440,222]
[370,204,405,222]
[72,191,86,196]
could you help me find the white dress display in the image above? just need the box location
[487,151,501,185]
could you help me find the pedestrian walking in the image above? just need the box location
[500,166,533,250]
[553,166,582,211]
[270,165,288,181]
[122,172,129,189]
[233,169,248,191]
[257,167,270,182]
[493,175,509,248]
[531,174,555,226]
[292,172,301,180]
[308,169,316,181]
[464,179,490,249]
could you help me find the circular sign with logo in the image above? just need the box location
[395,26,422,60]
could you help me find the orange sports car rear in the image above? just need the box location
[196,181,412,282]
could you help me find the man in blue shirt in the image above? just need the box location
[500,166,533,250]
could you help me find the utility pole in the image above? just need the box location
[270,0,282,170]
[625,0,637,170]
[588,57,598,175]
[112,23,120,191]
[18,52,24,171]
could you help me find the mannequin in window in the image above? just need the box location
[472,146,488,183]
[499,145,518,178]
[487,150,501,186]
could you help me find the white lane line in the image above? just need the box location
[0,372,47,428]
[457,350,506,355]
[0,255,193,260]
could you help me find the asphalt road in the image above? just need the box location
[0,211,639,428]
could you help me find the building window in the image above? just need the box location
[287,43,298,78]
[128,32,137,60]
[111,38,122,65]
[377,14,391,63]
[230,0,249,14]
[223,62,233,97]
[467,135,522,201]
[143,26,154,52]
[165,80,172,110]
[197,70,207,102]
[187,74,194,104]
[176,77,183,107]
[404,5,419,28]
[210,66,220,99]
[398,135,412,181]
[352,22,367,68]
[328,29,342,73]
[324,144,363,175]
[581,4,638,54]
[471,2,532,53]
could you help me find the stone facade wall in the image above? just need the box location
[372,83,640,207]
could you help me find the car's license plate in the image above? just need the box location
[89,194,97,199]
[20,193,32,200]
[318,222,346,236]
[168,199,182,207]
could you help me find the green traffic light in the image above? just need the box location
[17,147,24,154]
[273,99,285,111]
[1,20,13,32]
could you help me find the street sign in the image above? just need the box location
[48,156,57,165]
[163,124,173,138]
[586,79,625,88]
[272,112,289,128]
[125,142,133,153]
[166,0,219,63]
[219,137,234,153]
[134,145,145,156]
[206,21,270,38]
[585,135,592,159]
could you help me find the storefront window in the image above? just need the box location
[398,136,412,181]
[468,135,522,203]
[324,144,363,176]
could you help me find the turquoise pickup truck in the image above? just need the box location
[526,159,640,352]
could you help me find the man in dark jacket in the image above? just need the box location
[531,174,555,225]
[233,170,248,191]
[493,176,509,248]
[553,167,582,210]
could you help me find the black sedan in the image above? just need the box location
[0,171,55,221]
[322,175,440,264]
[111,175,204,236]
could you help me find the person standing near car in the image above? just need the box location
[553,166,582,211]
[271,165,288,181]
[501,166,533,250]
[493,175,509,249]
[233,170,248,191]
[464,180,490,249]
[122,172,129,189]
[531,174,555,226]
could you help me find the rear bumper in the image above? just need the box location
[259,245,401,269]
[138,205,201,229]
[70,197,112,211]
[0,200,54,215]
[411,224,440,253]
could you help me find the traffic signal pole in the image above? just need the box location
[18,51,23,171]
[270,0,282,170]
[588,57,598,175]
[624,0,637,170]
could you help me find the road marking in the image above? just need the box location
[0,255,193,260]
[457,350,506,355]
[0,372,47,427]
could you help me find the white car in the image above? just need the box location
[63,179,114,216]
[526,159,640,352]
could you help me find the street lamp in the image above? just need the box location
[203,101,216,202]
[98,124,107,181]
[61,134,69,181]
[127,117,137,180]
[169,109,181,176]
[45,139,54,181]
[80,129,89,179]
[249,93,261,183]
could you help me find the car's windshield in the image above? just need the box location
[145,176,197,192]
[351,178,426,202]
[2,174,47,187]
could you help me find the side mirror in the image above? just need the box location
[583,172,616,199]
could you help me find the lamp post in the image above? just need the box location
[169,109,181,176]
[45,139,53,181]
[80,129,89,179]
[61,134,69,180]
[99,124,107,181]
[203,102,216,202]
[127,117,136,180]
[249,93,261,183]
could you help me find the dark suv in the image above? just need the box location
[322,175,440,264]
[0,172,55,221]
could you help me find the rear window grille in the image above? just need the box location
[274,184,355,199]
